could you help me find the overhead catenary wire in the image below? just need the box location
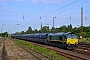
[57,0,90,16]
[29,0,54,17]
[0,2,88,33]
[1,1,90,28]
[45,0,79,16]
[1,0,90,20]
[0,0,53,18]
[46,0,90,20]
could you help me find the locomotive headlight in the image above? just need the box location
[68,42,70,44]
[75,42,77,44]
[75,42,78,47]
[68,42,70,46]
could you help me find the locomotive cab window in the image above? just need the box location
[67,34,78,39]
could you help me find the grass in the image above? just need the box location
[79,38,90,44]
[0,38,3,42]
[14,39,68,60]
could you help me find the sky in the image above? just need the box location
[0,0,90,33]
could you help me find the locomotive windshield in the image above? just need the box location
[67,34,78,39]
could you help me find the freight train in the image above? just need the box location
[11,32,78,49]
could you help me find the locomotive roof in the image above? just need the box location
[11,32,75,36]
[39,33,51,35]
[48,32,74,36]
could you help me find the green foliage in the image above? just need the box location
[85,32,90,38]
[48,50,59,58]
[72,27,80,33]
[0,32,8,37]
[83,26,90,32]
[21,31,25,34]
[15,32,20,34]
[41,26,50,33]
[67,24,72,32]
[26,26,32,34]
[0,38,3,42]
[59,25,67,32]
[34,29,38,33]
[79,38,90,43]
[12,24,90,38]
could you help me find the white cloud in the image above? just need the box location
[0,0,10,2]
[30,0,39,4]
[28,0,68,4]
[0,0,10,4]
[0,0,7,2]
[15,0,25,3]
[0,8,5,10]
[0,0,25,3]
[0,0,68,4]
[42,0,60,4]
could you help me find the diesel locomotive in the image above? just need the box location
[11,32,78,49]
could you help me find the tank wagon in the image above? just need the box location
[11,32,78,49]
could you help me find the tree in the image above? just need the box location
[67,24,72,32]
[59,25,67,32]
[15,32,20,34]
[72,27,79,33]
[13,24,90,38]
[34,29,38,33]
[21,31,25,34]
[42,26,50,33]
[83,26,90,32]
[55,27,60,33]
[2,32,8,37]
[26,26,32,34]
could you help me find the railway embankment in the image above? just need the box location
[0,38,90,60]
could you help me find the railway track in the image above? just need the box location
[19,44,54,60]
[22,47,54,60]
[72,49,90,56]
[71,42,90,57]
[5,39,40,60]
[7,40,53,60]
[78,43,90,50]
[0,40,3,60]
[25,40,90,60]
